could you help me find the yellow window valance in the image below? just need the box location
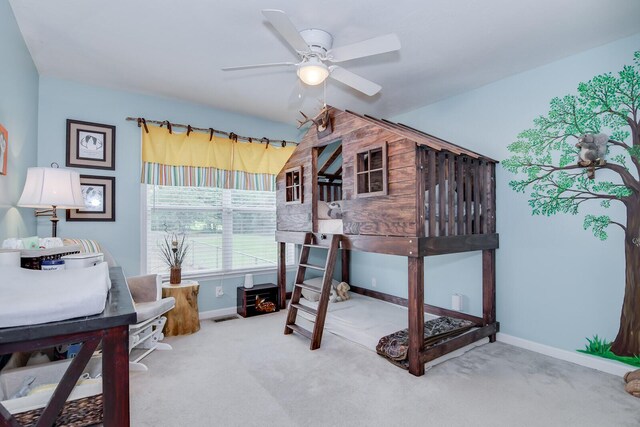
[141,124,295,175]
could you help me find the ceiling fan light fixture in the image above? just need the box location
[297,59,329,86]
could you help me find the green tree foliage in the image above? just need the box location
[504,51,640,239]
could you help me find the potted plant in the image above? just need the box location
[159,233,189,285]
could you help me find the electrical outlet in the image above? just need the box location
[371,277,377,288]
[216,286,224,297]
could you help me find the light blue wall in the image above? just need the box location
[36,77,300,311]
[0,0,39,241]
[346,33,640,352]
[24,19,640,349]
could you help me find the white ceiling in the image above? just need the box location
[9,0,640,125]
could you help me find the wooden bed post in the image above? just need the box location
[278,242,287,309]
[408,257,425,376]
[341,248,350,284]
[482,249,496,342]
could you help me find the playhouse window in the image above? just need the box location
[285,166,303,204]
[355,143,387,197]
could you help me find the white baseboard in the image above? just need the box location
[497,333,632,377]
[199,307,238,320]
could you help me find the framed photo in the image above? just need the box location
[0,124,7,175]
[66,175,116,222]
[66,119,116,170]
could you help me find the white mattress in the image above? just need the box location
[0,262,111,328]
[297,293,486,368]
[318,219,343,234]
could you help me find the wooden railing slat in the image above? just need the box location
[448,155,456,236]
[427,150,437,237]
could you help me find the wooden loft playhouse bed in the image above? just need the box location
[275,107,499,377]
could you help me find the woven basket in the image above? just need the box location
[13,394,102,427]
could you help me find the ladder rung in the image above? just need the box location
[303,244,327,249]
[286,324,313,339]
[295,282,321,293]
[299,263,325,271]
[291,303,317,317]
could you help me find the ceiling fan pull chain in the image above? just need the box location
[323,79,327,105]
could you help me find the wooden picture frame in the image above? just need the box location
[0,124,7,176]
[66,175,116,222]
[66,119,116,170]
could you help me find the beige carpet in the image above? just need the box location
[130,311,640,427]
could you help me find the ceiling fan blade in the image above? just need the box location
[261,9,309,54]
[329,66,381,96]
[328,33,401,63]
[221,62,296,71]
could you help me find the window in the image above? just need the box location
[285,166,303,203]
[355,143,387,196]
[145,185,294,276]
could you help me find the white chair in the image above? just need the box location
[126,274,175,371]
[62,239,176,371]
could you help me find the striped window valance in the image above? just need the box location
[140,124,295,191]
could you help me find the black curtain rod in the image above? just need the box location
[125,117,298,147]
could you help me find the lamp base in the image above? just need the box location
[50,217,59,238]
[35,205,59,238]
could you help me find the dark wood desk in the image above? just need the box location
[0,267,136,427]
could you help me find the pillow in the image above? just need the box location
[317,201,331,220]
[63,238,102,253]
[300,276,339,302]
[327,201,342,219]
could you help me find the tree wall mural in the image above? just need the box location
[504,51,640,361]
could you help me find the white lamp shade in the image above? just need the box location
[297,59,329,86]
[18,167,86,209]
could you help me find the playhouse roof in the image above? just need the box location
[344,110,498,163]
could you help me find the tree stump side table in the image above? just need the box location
[162,280,200,336]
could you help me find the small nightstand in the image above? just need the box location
[237,283,280,318]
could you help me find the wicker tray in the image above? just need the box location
[13,394,102,427]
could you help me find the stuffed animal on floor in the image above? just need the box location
[576,133,608,179]
[335,282,350,301]
[625,369,640,398]
[328,282,351,303]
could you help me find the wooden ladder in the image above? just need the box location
[284,233,341,350]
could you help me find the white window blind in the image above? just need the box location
[145,185,294,275]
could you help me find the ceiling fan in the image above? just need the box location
[222,9,401,96]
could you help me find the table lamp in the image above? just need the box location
[18,164,85,237]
